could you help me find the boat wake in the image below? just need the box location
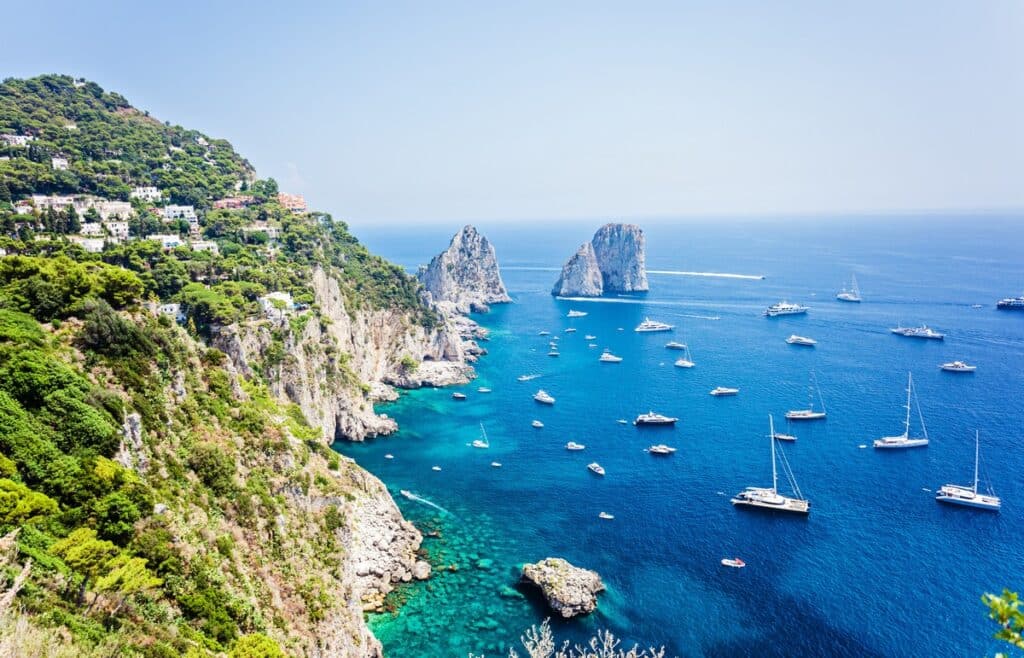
[399,490,451,515]
[648,270,765,280]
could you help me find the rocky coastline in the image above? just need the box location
[418,225,512,314]
[521,558,606,618]
[553,223,648,297]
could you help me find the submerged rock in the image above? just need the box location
[418,225,512,313]
[520,557,605,618]
[552,223,648,297]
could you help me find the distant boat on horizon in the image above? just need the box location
[764,301,808,317]
[891,324,944,340]
[635,318,674,332]
[996,295,1024,310]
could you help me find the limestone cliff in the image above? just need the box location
[552,223,648,297]
[417,225,512,313]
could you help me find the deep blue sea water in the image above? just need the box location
[335,215,1024,657]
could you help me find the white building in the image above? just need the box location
[130,186,162,202]
[80,223,104,237]
[1,134,34,147]
[69,236,105,253]
[161,205,198,223]
[14,201,34,215]
[51,157,69,171]
[242,223,280,240]
[146,233,183,249]
[103,221,130,239]
[190,240,219,255]
[158,303,186,323]
[259,291,295,320]
[31,194,75,211]
[95,200,132,220]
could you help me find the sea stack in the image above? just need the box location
[417,225,511,313]
[552,223,648,297]
[520,558,605,618]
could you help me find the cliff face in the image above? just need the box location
[551,242,603,297]
[417,225,512,313]
[552,223,648,297]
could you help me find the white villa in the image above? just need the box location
[190,240,219,255]
[161,205,198,223]
[158,303,186,323]
[130,186,162,202]
[259,291,295,320]
[146,233,183,249]
[96,200,133,220]
[69,236,105,253]
[103,221,130,239]
[51,157,69,171]
[1,134,34,147]
[80,223,104,237]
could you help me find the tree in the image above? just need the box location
[50,527,118,605]
[0,478,58,526]
[984,590,1024,657]
[93,553,162,615]
[0,179,11,202]
[229,634,285,658]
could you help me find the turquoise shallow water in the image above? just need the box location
[336,216,1024,657]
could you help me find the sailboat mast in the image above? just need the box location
[973,430,980,495]
[903,373,912,438]
[769,415,778,494]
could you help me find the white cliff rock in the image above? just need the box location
[417,225,511,313]
[521,557,606,618]
[552,223,648,297]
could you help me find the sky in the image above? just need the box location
[4,1,1023,225]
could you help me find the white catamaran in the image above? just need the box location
[731,415,810,515]
[785,371,827,421]
[873,372,929,449]
[836,274,862,302]
[935,431,1001,511]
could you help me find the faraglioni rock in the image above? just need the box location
[418,225,512,313]
[552,223,648,297]
[520,557,606,618]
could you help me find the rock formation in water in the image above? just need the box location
[417,225,512,313]
[552,223,648,297]
[521,557,606,618]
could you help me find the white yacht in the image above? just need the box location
[890,324,944,340]
[634,411,678,426]
[785,371,827,421]
[566,441,585,451]
[588,343,598,348]
[647,444,677,455]
[471,424,489,449]
[585,334,597,340]
[764,301,809,317]
[531,420,544,429]
[786,335,817,346]
[599,351,623,363]
[873,372,929,449]
[452,392,467,400]
[491,462,502,468]
[547,350,560,357]
[731,416,810,515]
[565,327,577,333]
[598,511,615,520]
[538,330,551,336]
[836,274,862,303]
[721,558,746,568]
[567,309,588,318]
[634,318,674,332]
[477,386,492,393]
[935,431,1000,511]
[665,341,687,350]
[997,296,1024,310]
[773,432,797,442]
[710,387,739,396]
[533,389,555,405]
[940,361,976,373]
[588,462,606,476]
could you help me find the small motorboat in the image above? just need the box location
[565,327,577,333]
[647,444,677,455]
[566,441,585,451]
[599,351,623,363]
[477,387,492,393]
[773,433,797,442]
[431,466,442,471]
[710,387,739,396]
[567,310,588,318]
[588,462,606,476]
[517,374,540,382]
[940,361,976,373]
[452,392,467,400]
[721,557,746,568]
[384,454,394,459]
[588,343,598,348]
[598,512,614,520]
[547,351,560,357]
[786,335,817,347]
[532,420,544,428]
[538,330,551,336]
[534,390,556,404]
[585,334,597,340]
[616,419,629,425]
[665,341,687,350]
[491,462,502,468]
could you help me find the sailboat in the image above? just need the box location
[935,431,1001,511]
[873,372,929,449]
[471,423,489,449]
[673,334,695,368]
[731,415,810,515]
[836,274,862,302]
[785,371,827,420]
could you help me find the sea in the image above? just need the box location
[333,214,1024,658]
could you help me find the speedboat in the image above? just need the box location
[997,296,1024,310]
[517,374,540,382]
[873,373,929,449]
[567,310,588,317]
[384,454,394,459]
[598,512,614,520]
[547,350,560,357]
[940,361,976,373]
[431,466,442,471]
[538,330,551,336]
[531,420,544,428]
[665,341,687,350]
[786,335,817,346]
[533,389,556,404]
[634,318,674,332]
[890,324,944,340]
[647,444,677,455]
[599,351,623,363]
[588,343,598,348]
[710,387,739,396]
[491,462,502,468]
[565,327,577,333]
[764,301,809,317]
[477,387,492,393]
[566,441,585,451]
[585,334,597,340]
[616,419,629,424]
[588,462,605,476]
[634,411,678,426]
[720,558,746,568]
[452,392,467,400]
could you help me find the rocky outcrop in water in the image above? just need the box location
[521,557,605,618]
[552,223,648,297]
[417,225,511,313]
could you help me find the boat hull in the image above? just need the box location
[785,411,826,421]
[731,496,810,515]
[873,438,929,449]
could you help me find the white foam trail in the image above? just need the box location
[648,270,765,280]
[399,490,450,515]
